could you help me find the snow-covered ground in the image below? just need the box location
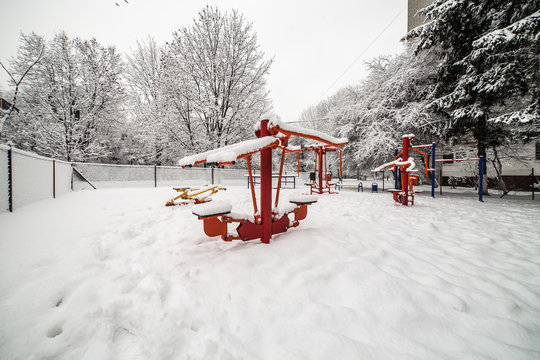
[0,186,539,360]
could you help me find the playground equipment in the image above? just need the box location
[373,134,484,205]
[372,135,434,206]
[303,144,342,194]
[177,116,347,243]
[165,185,226,206]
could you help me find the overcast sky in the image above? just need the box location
[0,0,407,121]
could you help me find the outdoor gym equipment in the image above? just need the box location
[303,144,342,194]
[372,134,435,206]
[177,116,347,243]
[165,185,226,206]
[373,134,484,206]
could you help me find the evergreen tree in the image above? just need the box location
[406,0,540,189]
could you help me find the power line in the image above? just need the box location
[317,7,406,102]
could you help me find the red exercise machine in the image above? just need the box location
[372,134,433,206]
[178,116,347,243]
[303,144,342,194]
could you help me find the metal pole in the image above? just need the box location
[154,165,157,187]
[531,168,534,200]
[246,157,258,215]
[53,159,56,199]
[8,146,13,212]
[431,142,435,198]
[402,136,410,205]
[394,148,398,189]
[479,156,484,202]
[260,119,272,244]
[382,172,384,191]
[318,147,323,193]
[274,149,286,208]
[211,166,215,185]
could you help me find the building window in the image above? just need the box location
[536,143,540,160]
[443,153,455,164]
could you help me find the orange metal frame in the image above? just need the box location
[182,120,346,243]
[302,145,342,194]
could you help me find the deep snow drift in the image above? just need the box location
[0,186,539,360]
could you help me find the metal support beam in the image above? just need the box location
[259,119,272,244]
[431,142,435,198]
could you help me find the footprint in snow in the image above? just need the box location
[46,324,63,338]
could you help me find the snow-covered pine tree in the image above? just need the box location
[406,0,540,191]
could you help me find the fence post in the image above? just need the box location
[478,156,484,202]
[70,164,74,191]
[211,166,214,185]
[154,165,157,188]
[532,168,535,201]
[8,146,13,212]
[53,159,56,199]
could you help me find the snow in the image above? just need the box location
[473,10,540,51]
[192,201,232,217]
[178,137,279,167]
[372,157,416,173]
[1,186,540,359]
[268,117,348,146]
[289,194,318,204]
[273,203,297,217]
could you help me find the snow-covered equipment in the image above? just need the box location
[302,145,342,194]
[178,115,347,243]
[371,134,434,206]
[372,134,484,205]
[165,185,226,206]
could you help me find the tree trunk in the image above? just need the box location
[490,146,507,194]
[475,115,489,195]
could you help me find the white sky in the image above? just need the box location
[0,0,407,121]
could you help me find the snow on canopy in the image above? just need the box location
[259,114,348,146]
[269,118,348,146]
[178,137,279,166]
[179,114,347,166]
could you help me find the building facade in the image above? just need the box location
[407,0,433,32]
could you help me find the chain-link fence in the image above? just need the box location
[0,145,317,213]
[0,146,72,212]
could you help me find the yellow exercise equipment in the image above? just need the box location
[165,185,226,206]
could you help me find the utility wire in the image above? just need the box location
[286,7,405,125]
[317,6,406,102]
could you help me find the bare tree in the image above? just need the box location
[164,5,272,151]
[0,34,44,140]
[4,32,125,161]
